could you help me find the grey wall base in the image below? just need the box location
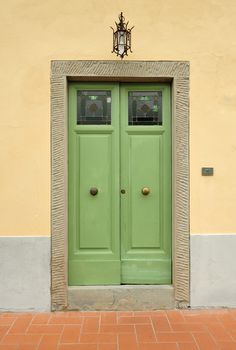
[191,234,236,307]
[68,285,175,311]
[3,234,236,311]
[0,237,50,311]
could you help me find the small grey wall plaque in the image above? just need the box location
[202,167,214,176]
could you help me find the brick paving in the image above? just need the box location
[0,309,236,349]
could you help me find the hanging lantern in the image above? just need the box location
[110,12,134,59]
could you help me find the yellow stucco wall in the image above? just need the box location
[0,0,236,236]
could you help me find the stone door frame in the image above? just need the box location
[51,60,190,310]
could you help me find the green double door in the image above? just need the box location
[68,83,171,285]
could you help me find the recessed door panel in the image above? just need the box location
[128,134,161,249]
[77,134,113,250]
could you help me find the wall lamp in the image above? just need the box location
[111,12,134,59]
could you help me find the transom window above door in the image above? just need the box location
[76,88,163,126]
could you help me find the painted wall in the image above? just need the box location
[0,0,236,237]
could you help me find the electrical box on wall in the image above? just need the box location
[202,167,214,176]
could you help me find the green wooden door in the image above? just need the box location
[68,83,171,285]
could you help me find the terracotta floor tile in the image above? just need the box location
[0,318,16,325]
[181,310,210,315]
[117,311,134,317]
[59,311,84,317]
[13,313,35,318]
[152,317,172,332]
[0,310,236,350]
[0,325,9,332]
[98,344,117,350]
[208,310,231,315]
[78,312,101,317]
[217,313,236,323]
[171,323,206,332]
[183,314,220,324]
[49,316,83,324]
[139,343,178,350]
[218,341,236,350]
[58,344,97,350]
[0,313,16,318]
[229,331,236,341]
[135,324,156,343]
[137,311,166,317]
[50,312,65,316]
[101,312,117,325]
[118,316,151,324]
[166,311,185,323]
[38,334,60,350]
[229,310,236,319]
[100,324,135,333]
[80,333,117,344]
[207,323,232,341]
[32,313,51,324]
[1,314,12,318]
[133,312,154,317]
[151,313,169,321]
[8,316,32,334]
[27,324,63,334]
[193,332,218,350]
[120,345,139,350]
[82,317,100,333]
[178,342,199,350]
[118,332,138,350]
[18,345,38,350]
[61,325,81,343]
[221,322,236,331]
[119,344,139,350]
[15,314,32,319]
[1,334,42,345]
[157,332,193,343]
[0,325,9,341]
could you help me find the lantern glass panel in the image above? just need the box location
[118,31,126,56]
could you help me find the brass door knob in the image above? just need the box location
[90,187,98,196]
[141,187,150,195]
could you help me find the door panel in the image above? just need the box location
[120,84,171,284]
[77,134,113,249]
[128,134,161,249]
[68,83,120,285]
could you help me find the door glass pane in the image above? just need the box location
[77,90,111,125]
[128,91,162,125]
